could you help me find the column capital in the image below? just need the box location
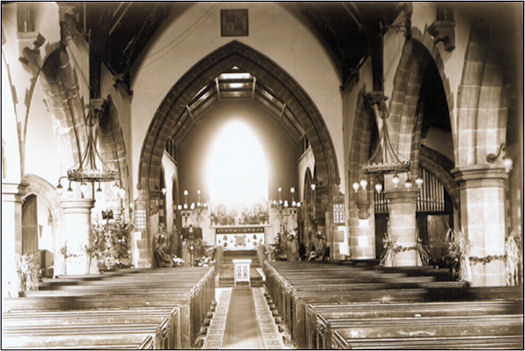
[60,198,95,213]
[2,182,28,203]
[384,188,420,202]
[452,165,508,188]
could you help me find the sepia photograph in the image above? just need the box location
[1,1,523,349]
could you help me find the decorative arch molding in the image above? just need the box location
[455,23,509,166]
[21,174,64,241]
[348,90,374,204]
[411,27,455,127]
[40,46,88,165]
[138,40,340,198]
[22,174,62,212]
[387,39,431,163]
[98,95,130,205]
[388,33,453,175]
[419,146,458,209]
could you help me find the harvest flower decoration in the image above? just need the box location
[16,251,40,293]
[446,228,472,283]
[506,226,522,286]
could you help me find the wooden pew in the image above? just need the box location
[3,322,169,349]
[306,300,524,349]
[330,315,524,349]
[264,261,523,349]
[3,266,215,349]
[3,307,180,349]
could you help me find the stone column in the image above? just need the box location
[384,188,420,266]
[452,166,508,287]
[133,194,151,268]
[60,198,95,275]
[348,189,376,259]
[2,182,27,297]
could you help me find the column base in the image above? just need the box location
[61,198,95,276]
[470,260,506,287]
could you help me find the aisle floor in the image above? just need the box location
[202,287,288,349]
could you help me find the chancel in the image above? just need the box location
[2,2,523,349]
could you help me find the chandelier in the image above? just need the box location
[56,99,121,197]
[353,92,423,218]
[271,187,301,209]
[177,189,208,211]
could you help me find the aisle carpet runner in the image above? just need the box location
[223,287,264,349]
[202,288,285,349]
[203,289,232,349]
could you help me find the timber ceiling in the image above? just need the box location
[80,2,402,144]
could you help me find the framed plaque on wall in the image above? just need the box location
[221,9,248,37]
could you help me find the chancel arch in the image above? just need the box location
[138,40,340,265]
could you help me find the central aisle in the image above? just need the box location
[222,287,264,349]
[202,287,288,349]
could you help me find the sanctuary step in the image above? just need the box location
[219,250,263,287]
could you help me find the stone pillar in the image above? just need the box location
[348,189,376,259]
[133,194,151,268]
[385,188,420,266]
[2,182,27,297]
[60,198,95,275]
[452,166,508,287]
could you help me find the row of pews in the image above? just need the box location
[2,267,216,349]
[264,261,524,349]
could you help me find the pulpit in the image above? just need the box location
[232,259,251,286]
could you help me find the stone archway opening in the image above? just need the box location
[137,41,340,266]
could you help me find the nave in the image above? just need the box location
[3,259,523,349]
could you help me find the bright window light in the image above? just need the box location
[220,72,251,80]
[228,82,244,89]
[205,120,268,207]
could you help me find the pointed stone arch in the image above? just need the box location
[388,34,454,175]
[40,47,88,166]
[137,41,341,265]
[138,40,339,197]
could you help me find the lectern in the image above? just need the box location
[232,259,251,286]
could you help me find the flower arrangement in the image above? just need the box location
[59,242,79,276]
[210,203,269,226]
[16,251,40,293]
[379,232,396,267]
[89,211,133,271]
[172,257,185,267]
[445,228,472,283]
[506,226,522,286]
[196,256,215,267]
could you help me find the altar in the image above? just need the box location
[179,201,297,251]
[215,226,267,251]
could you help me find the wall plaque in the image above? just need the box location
[221,9,248,37]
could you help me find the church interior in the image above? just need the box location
[2,2,523,349]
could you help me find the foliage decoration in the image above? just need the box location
[506,226,523,286]
[469,255,506,264]
[445,228,472,283]
[89,210,133,271]
[16,251,40,293]
[379,232,396,267]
